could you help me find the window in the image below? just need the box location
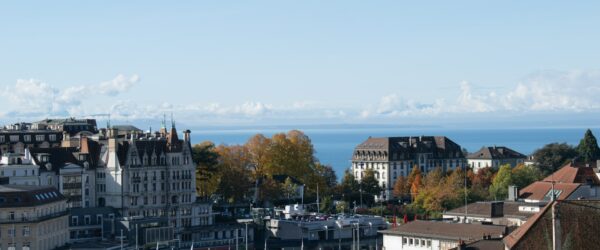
[403,237,407,245]
[24,135,31,142]
[23,226,30,236]
[97,214,103,225]
[72,216,78,225]
[8,227,15,236]
[10,135,19,142]
[36,134,45,141]
[85,215,91,225]
[9,211,15,220]
[0,136,4,142]
[49,134,57,141]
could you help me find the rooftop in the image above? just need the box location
[380,220,506,241]
[0,185,66,208]
[467,146,526,160]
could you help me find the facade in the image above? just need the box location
[68,207,118,243]
[467,146,526,173]
[32,118,98,136]
[100,123,200,244]
[0,152,40,186]
[380,220,506,250]
[351,136,465,200]
[0,185,69,250]
[0,126,62,155]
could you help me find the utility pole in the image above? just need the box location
[135,224,139,250]
[120,229,124,250]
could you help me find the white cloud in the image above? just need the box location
[361,70,600,119]
[0,74,140,120]
[99,74,140,96]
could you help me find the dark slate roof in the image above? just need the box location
[444,201,541,220]
[380,220,506,241]
[0,185,66,207]
[467,146,527,160]
[354,136,464,161]
[29,147,81,173]
[457,239,504,250]
[112,125,143,132]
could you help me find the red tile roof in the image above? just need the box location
[519,182,580,201]
[542,162,600,185]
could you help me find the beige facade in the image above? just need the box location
[0,186,69,250]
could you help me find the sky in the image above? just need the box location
[1,1,600,129]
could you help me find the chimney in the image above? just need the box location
[184,130,191,142]
[508,185,519,201]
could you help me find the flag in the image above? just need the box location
[403,214,408,224]
[190,243,194,250]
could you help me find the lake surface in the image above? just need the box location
[190,127,598,180]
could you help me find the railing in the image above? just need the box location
[0,211,68,224]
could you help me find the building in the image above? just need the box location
[518,162,600,203]
[32,118,98,136]
[0,185,69,250]
[100,122,200,245]
[467,146,526,172]
[442,201,543,227]
[503,200,600,250]
[380,220,506,250]
[0,125,62,154]
[0,151,40,186]
[68,207,118,243]
[352,136,466,200]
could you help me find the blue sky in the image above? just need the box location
[1,1,600,128]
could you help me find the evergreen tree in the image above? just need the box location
[577,129,600,163]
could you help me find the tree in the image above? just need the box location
[512,164,542,188]
[214,145,253,203]
[407,167,422,199]
[532,143,578,176]
[320,196,334,214]
[282,177,299,202]
[489,164,513,200]
[339,170,360,204]
[360,169,382,205]
[577,129,600,163]
[193,141,220,198]
[393,176,409,199]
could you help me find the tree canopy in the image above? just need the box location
[489,164,513,200]
[532,142,578,176]
[577,129,600,163]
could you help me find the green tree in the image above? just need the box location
[360,169,382,206]
[490,164,513,200]
[282,177,299,202]
[512,164,543,188]
[577,129,600,163]
[339,170,360,204]
[192,141,220,198]
[532,143,578,176]
[320,196,334,214]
